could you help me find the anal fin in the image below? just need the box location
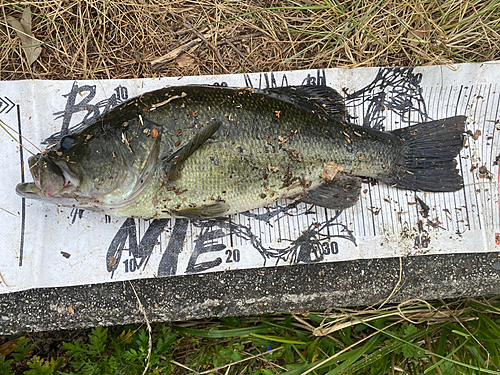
[300,174,362,210]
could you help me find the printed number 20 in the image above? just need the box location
[225,249,240,263]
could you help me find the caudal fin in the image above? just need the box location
[386,116,466,192]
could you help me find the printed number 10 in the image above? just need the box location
[114,86,129,101]
[123,258,138,273]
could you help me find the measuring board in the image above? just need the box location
[1,63,499,293]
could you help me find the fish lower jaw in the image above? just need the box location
[16,182,66,200]
[16,182,42,199]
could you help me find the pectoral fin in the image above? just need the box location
[163,121,221,181]
[300,175,362,210]
[130,135,161,197]
[172,202,230,219]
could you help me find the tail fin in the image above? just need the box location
[386,115,466,192]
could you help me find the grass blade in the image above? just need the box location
[173,325,270,338]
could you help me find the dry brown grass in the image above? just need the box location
[0,0,499,80]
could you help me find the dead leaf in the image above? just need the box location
[7,7,42,66]
[0,338,19,356]
[267,164,280,173]
[108,256,117,268]
[321,162,344,181]
[407,25,431,47]
[176,53,196,69]
[68,304,75,315]
[472,129,481,140]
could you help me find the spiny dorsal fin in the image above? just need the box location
[162,121,221,181]
[263,86,347,122]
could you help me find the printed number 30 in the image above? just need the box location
[225,249,241,263]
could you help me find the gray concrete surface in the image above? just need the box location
[2,252,500,335]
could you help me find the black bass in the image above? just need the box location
[16,85,465,219]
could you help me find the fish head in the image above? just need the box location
[19,153,78,199]
[16,127,159,213]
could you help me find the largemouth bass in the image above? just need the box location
[16,85,466,219]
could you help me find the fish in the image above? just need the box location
[16,85,466,219]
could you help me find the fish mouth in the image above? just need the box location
[16,155,78,200]
[16,181,43,200]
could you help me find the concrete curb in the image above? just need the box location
[2,252,500,335]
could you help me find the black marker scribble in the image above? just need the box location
[241,70,324,90]
[184,206,355,272]
[345,67,428,130]
[111,202,355,278]
[266,210,356,265]
[106,218,169,278]
[45,82,128,144]
[157,219,188,277]
[240,201,301,222]
[301,69,326,86]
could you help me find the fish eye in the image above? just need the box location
[60,136,75,151]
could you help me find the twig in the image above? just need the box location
[182,22,230,73]
[151,32,262,67]
[0,271,12,287]
[0,207,18,217]
[424,334,443,375]
[440,298,490,358]
[291,313,316,332]
[313,311,402,336]
[225,39,259,72]
[216,32,263,46]
[198,346,284,374]
[305,320,402,375]
[150,33,212,66]
[379,257,403,308]
[170,359,200,374]
[397,299,436,324]
[249,346,287,371]
[0,119,40,155]
[129,281,152,375]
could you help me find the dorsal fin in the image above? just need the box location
[162,121,221,181]
[263,86,347,122]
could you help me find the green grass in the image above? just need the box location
[2,297,500,374]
